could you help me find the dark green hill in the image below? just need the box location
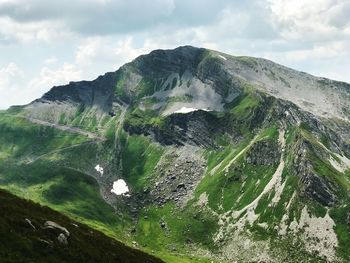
[0,188,163,263]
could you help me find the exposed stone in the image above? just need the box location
[293,139,338,206]
[57,233,68,245]
[44,221,70,237]
[25,218,36,230]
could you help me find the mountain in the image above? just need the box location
[0,188,163,263]
[1,46,350,262]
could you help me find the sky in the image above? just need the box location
[0,0,349,109]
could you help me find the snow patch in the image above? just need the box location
[154,70,225,115]
[111,179,130,196]
[218,54,227,61]
[94,164,104,176]
[174,107,210,114]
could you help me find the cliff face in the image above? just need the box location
[2,46,350,262]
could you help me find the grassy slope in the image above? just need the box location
[0,188,164,263]
[1,89,350,262]
[0,111,218,262]
[0,111,125,239]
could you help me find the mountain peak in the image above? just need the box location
[2,46,350,262]
[24,46,350,124]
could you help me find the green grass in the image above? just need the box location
[230,93,260,118]
[137,77,157,98]
[0,188,164,263]
[0,112,89,160]
[115,70,130,102]
[0,160,127,239]
[124,107,168,130]
[195,132,278,213]
[0,111,128,241]
[236,56,259,68]
[134,203,218,259]
[120,134,164,190]
[329,205,350,261]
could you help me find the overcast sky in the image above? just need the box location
[0,0,349,109]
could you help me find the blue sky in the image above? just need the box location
[0,0,349,109]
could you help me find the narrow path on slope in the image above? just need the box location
[25,140,99,164]
[23,116,106,164]
[25,117,105,141]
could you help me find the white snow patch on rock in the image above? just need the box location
[94,164,104,176]
[174,107,210,114]
[111,179,130,196]
[218,54,227,61]
[153,70,225,116]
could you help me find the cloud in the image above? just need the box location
[267,0,350,41]
[28,63,82,92]
[0,62,23,87]
[0,0,349,109]
[0,16,71,44]
[0,0,230,36]
[43,56,58,65]
[0,62,25,108]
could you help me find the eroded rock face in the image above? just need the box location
[38,72,117,111]
[293,139,338,206]
[125,110,240,148]
[245,139,280,166]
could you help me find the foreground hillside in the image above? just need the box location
[0,188,163,263]
[0,46,350,262]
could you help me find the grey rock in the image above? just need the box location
[57,233,68,245]
[44,221,70,237]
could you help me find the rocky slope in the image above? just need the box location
[1,46,350,262]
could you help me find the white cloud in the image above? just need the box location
[0,0,349,109]
[28,63,82,96]
[0,62,25,108]
[267,0,350,40]
[75,38,102,66]
[43,56,58,65]
[0,17,72,44]
[0,62,23,85]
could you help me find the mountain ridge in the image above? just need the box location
[1,46,350,262]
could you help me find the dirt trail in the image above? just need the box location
[26,141,98,164]
[26,117,105,141]
[24,116,106,164]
